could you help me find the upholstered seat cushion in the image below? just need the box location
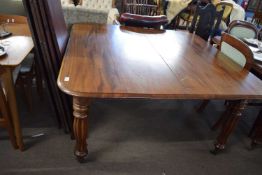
[229,26,257,40]
[119,13,168,28]
[221,41,246,68]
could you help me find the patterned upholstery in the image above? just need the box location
[230,27,257,40]
[60,0,73,5]
[221,42,246,68]
[81,0,113,10]
[60,0,119,26]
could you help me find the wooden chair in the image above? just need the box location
[189,2,224,41]
[173,0,211,30]
[119,0,168,29]
[15,53,38,111]
[227,20,258,40]
[198,33,254,129]
[0,69,17,149]
[220,33,254,69]
[173,0,198,30]
[122,0,160,16]
[211,20,258,46]
[252,0,262,27]
[215,2,233,25]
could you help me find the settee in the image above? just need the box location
[61,0,119,26]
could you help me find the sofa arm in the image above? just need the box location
[107,8,120,24]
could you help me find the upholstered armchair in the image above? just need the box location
[78,0,119,24]
[61,0,119,26]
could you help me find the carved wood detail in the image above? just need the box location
[73,97,90,162]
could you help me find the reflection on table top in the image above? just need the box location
[0,36,33,67]
[1,22,31,37]
[58,24,262,100]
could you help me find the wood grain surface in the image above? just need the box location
[5,23,31,36]
[0,36,33,67]
[58,24,262,100]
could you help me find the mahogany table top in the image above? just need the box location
[58,24,262,100]
[0,22,33,67]
[0,36,33,67]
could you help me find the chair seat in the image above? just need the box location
[119,13,168,28]
[19,53,34,74]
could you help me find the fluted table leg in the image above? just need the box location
[73,97,90,162]
[211,99,248,154]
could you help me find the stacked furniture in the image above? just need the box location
[23,0,73,133]
[61,0,119,26]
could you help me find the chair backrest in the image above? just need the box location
[189,3,224,41]
[0,14,27,24]
[122,0,160,16]
[228,20,258,40]
[119,13,168,28]
[220,33,254,70]
[215,2,233,22]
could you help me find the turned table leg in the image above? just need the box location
[73,97,90,162]
[211,99,248,154]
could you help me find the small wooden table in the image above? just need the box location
[58,23,262,162]
[0,23,33,150]
[4,23,32,36]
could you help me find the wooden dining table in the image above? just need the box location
[58,23,262,162]
[0,22,33,150]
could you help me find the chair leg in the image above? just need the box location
[5,117,18,149]
[34,61,44,99]
[35,69,43,99]
[26,77,33,111]
[21,76,33,111]
[212,100,248,154]
[196,100,210,113]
